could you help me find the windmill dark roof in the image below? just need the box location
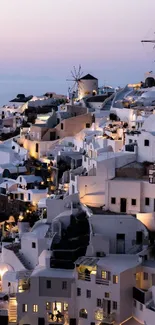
[80,74,98,81]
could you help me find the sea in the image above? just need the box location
[0,77,67,105]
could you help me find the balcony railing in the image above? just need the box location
[96,278,109,286]
[102,312,115,324]
[48,311,69,324]
[78,273,91,281]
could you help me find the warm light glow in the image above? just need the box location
[0,268,8,278]
[19,215,24,221]
[33,304,38,312]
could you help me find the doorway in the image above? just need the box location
[116,234,125,254]
[107,301,111,315]
[120,198,127,213]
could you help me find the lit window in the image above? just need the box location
[64,303,68,311]
[105,292,110,298]
[22,304,28,312]
[113,275,118,284]
[101,271,107,279]
[53,302,61,313]
[79,309,87,319]
[33,304,38,313]
[46,302,51,310]
[143,272,148,280]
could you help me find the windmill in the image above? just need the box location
[141,33,155,87]
[66,65,83,100]
[141,32,155,61]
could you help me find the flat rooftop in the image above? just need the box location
[76,255,141,273]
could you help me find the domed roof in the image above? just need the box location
[142,114,155,132]
[0,263,14,277]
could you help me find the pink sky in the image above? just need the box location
[0,0,155,86]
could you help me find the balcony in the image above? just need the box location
[102,313,115,324]
[78,272,91,281]
[48,311,69,324]
[96,278,109,286]
[133,287,152,304]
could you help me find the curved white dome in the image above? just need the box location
[0,263,14,278]
[142,114,155,132]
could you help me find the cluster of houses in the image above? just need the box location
[0,74,155,325]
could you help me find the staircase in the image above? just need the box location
[15,251,32,270]
[9,297,17,323]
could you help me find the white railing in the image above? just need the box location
[78,273,91,281]
[96,278,109,286]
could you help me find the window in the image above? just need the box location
[62,281,67,290]
[86,123,91,128]
[46,280,51,289]
[145,197,150,206]
[140,303,143,311]
[79,309,87,319]
[143,272,148,280]
[111,197,116,204]
[22,304,28,312]
[28,193,31,201]
[33,304,38,313]
[20,193,24,200]
[105,292,110,298]
[38,318,45,325]
[133,300,137,307]
[77,287,81,296]
[113,275,118,284]
[144,139,149,146]
[46,302,51,310]
[36,143,39,153]
[101,271,107,279]
[131,199,136,206]
[19,177,22,182]
[113,301,117,310]
[86,290,91,298]
[32,242,36,248]
[50,132,56,141]
[97,299,102,307]
[64,303,68,311]
[129,139,132,144]
[61,123,63,130]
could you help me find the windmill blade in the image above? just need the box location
[70,81,77,92]
[77,65,81,79]
[66,79,75,82]
[71,70,76,80]
[73,66,78,79]
[80,71,84,78]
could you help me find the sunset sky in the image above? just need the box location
[0,0,155,91]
